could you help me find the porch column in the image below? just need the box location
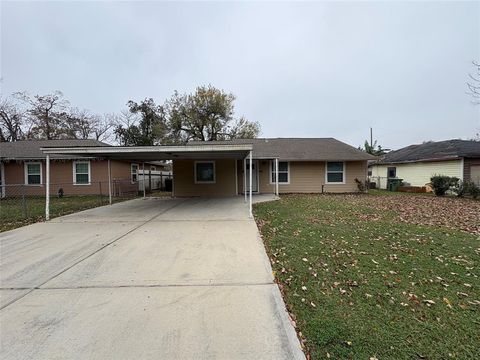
[108,159,112,205]
[249,151,253,217]
[275,158,279,196]
[45,154,50,221]
[234,159,238,195]
[244,157,247,203]
[142,162,146,198]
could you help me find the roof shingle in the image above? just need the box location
[0,139,110,160]
[377,140,480,164]
[189,138,376,161]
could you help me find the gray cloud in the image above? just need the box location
[1,1,479,148]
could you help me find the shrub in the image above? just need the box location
[454,181,480,199]
[354,178,368,192]
[430,175,459,196]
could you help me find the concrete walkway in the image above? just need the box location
[0,197,304,360]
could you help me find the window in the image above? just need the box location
[326,162,345,183]
[25,162,42,185]
[195,161,215,183]
[73,161,90,185]
[270,161,290,183]
[387,167,396,178]
[131,164,139,183]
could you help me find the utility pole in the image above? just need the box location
[370,127,373,148]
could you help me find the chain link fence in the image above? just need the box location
[0,179,143,232]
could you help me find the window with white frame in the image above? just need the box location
[131,164,139,183]
[195,161,215,183]
[25,162,42,185]
[270,161,289,183]
[326,162,345,183]
[73,161,90,185]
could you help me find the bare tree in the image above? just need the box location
[467,61,480,140]
[61,108,94,139]
[15,90,69,140]
[0,96,25,141]
[467,61,480,105]
[61,109,116,142]
[93,113,116,142]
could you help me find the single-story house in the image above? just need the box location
[0,139,144,198]
[178,138,376,196]
[37,137,375,218]
[370,139,480,189]
[40,137,375,196]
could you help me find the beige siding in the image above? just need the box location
[173,159,237,197]
[370,160,463,189]
[237,160,367,194]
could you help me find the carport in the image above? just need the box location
[40,144,279,219]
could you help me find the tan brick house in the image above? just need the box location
[0,139,138,198]
[39,138,375,199]
[39,137,375,218]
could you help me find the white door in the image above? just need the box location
[246,160,259,193]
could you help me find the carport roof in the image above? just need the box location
[41,144,253,161]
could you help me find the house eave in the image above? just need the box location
[372,156,462,166]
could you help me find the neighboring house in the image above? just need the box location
[172,138,376,196]
[0,139,140,198]
[370,139,480,189]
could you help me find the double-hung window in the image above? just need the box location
[326,162,345,183]
[73,161,91,185]
[270,161,289,183]
[131,164,139,183]
[25,162,42,185]
[195,161,215,183]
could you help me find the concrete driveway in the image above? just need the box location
[0,197,304,360]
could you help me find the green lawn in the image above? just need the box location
[254,193,479,359]
[0,195,131,232]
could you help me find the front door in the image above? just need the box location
[246,160,259,193]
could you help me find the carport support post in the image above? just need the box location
[243,157,247,203]
[249,151,253,217]
[108,159,112,205]
[45,154,50,221]
[275,158,279,196]
[142,162,146,198]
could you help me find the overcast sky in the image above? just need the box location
[1,1,479,149]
